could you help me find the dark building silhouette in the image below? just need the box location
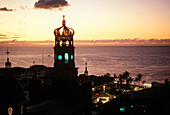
[0,70,26,115]
[51,15,78,96]
[5,49,11,68]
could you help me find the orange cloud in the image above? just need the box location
[0,32,22,40]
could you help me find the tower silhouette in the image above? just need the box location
[53,15,78,89]
[5,49,11,68]
[54,15,75,68]
[84,62,88,76]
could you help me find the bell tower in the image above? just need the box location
[54,15,75,68]
[53,15,77,88]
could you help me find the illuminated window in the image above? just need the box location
[58,55,62,60]
[8,107,13,115]
[65,53,69,63]
[71,55,73,60]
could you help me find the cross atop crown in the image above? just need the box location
[62,15,66,26]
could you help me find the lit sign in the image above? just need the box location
[8,107,13,115]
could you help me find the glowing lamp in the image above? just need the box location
[120,107,126,111]
[21,105,23,114]
[96,93,99,96]
[8,107,13,115]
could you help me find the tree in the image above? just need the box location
[113,74,117,83]
[142,81,146,84]
[114,74,117,78]
[128,77,134,84]
[104,73,111,77]
[136,73,143,86]
[118,74,124,86]
[123,71,130,85]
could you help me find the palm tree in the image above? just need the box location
[114,74,117,78]
[123,71,130,85]
[128,77,134,84]
[118,74,124,86]
[104,73,111,77]
[113,74,117,84]
[136,73,143,86]
[142,81,146,84]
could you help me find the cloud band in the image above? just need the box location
[34,0,69,10]
[0,7,13,11]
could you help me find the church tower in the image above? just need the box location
[5,49,11,68]
[53,15,77,88]
[54,15,75,68]
[84,62,88,76]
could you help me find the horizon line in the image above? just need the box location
[0,38,170,47]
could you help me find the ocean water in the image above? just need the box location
[0,46,170,83]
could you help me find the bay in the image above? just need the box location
[0,46,170,83]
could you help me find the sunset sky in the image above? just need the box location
[0,0,170,46]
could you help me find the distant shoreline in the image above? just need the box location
[0,46,170,48]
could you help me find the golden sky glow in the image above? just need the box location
[0,0,170,46]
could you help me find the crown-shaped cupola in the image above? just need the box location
[54,15,75,47]
[53,15,75,68]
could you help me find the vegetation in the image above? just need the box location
[113,71,145,88]
[135,73,143,86]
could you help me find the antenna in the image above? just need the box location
[85,62,87,67]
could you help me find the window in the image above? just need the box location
[65,53,69,63]
[71,55,73,60]
[58,55,62,60]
